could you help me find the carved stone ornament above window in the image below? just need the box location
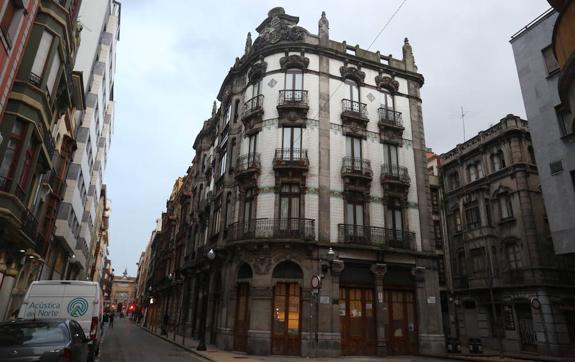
[375,74,399,93]
[340,66,365,84]
[248,61,268,84]
[280,54,310,70]
[252,18,307,51]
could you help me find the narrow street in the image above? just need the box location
[99,318,206,362]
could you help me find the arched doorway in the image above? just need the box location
[271,260,303,355]
[234,263,252,352]
[339,263,376,355]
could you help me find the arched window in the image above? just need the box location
[498,193,513,220]
[272,260,303,279]
[506,243,522,270]
[237,263,253,279]
[491,150,506,171]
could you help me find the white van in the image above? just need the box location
[18,281,103,359]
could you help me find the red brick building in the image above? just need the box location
[0,0,40,120]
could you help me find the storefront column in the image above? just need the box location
[413,260,445,354]
[370,263,388,356]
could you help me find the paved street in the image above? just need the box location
[99,318,206,362]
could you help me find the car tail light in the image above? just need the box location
[90,316,98,340]
[58,348,72,362]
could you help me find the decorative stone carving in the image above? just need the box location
[411,266,425,283]
[370,263,388,279]
[254,255,271,275]
[331,259,345,276]
[340,66,365,84]
[248,61,267,84]
[252,17,307,52]
[245,32,252,54]
[375,74,399,93]
[279,54,310,70]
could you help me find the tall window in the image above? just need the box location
[491,150,505,171]
[233,99,240,122]
[46,51,61,96]
[448,172,460,190]
[381,89,394,111]
[467,163,481,182]
[506,244,522,270]
[383,142,399,175]
[279,184,300,231]
[251,80,261,98]
[465,202,481,230]
[1,0,24,45]
[285,68,303,101]
[243,189,256,226]
[345,79,359,103]
[247,133,257,165]
[452,210,462,233]
[282,127,302,160]
[0,120,26,187]
[18,142,37,192]
[345,199,364,238]
[386,198,404,240]
[223,104,231,126]
[499,194,513,219]
[457,251,466,276]
[213,200,221,235]
[30,31,54,84]
[219,152,227,177]
[471,248,487,273]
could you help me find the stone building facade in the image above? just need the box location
[145,8,444,357]
[111,270,136,313]
[440,114,575,356]
[511,9,575,255]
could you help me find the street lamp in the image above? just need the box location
[197,249,215,351]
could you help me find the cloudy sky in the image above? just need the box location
[106,0,550,275]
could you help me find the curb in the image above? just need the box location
[138,324,215,362]
[421,352,569,362]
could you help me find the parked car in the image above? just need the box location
[0,319,90,361]
[18,281,103,360]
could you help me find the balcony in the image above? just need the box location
[226,218,315,242]
[277,90,309,123]
[235,153,261,186]
[0,176,25,204]
[241,95,264,133]
[337,224,415,250]
[21,209,39,243]
[378,107,404,144]
[378,107,404,129]
[47,170,65,198]
[341,99,369,136]
[341,157,372,193]
[381,165,410,187]
[43,130,56,161]
[273,148,309,171]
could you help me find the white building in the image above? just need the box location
[54,0,120,278]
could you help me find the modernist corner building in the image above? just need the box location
[155,8,445,357]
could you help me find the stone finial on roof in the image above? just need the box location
[212,101,217,117]
[245,32,252,54]
[319,11,329,44]
[402,37,417,72]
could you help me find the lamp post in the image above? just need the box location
[197,248,215,351]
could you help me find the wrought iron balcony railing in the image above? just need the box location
[338,224,415,250]
[273,148,309,168]
[341,157,373,178]
[378,107,403,127]
[242,94,264,118]
[236,153,261,174]
[278,90,309,106]
[44,131,56,160]
[381,164,410,185]
[22,208,39,242]
[341,99,368,118]
[226,218,315,242]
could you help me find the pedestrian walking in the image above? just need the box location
[109,312,115,328]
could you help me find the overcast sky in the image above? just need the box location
[106,0,550,275]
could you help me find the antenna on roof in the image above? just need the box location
[460,106,466,142]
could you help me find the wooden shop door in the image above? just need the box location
[271,283,301,355]
[340,287,376,355]
[384,290,417,354]
[233,283,250,352]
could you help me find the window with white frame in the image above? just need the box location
[499,193,513,220]
[46,51,60,95]
[30,31,54,84]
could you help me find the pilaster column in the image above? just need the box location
[370,263,388,356]
[413,260,445,354]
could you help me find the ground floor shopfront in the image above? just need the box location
[453,287,575,357]
[176,243,444,357]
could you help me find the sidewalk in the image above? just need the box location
[136,321,569,362]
